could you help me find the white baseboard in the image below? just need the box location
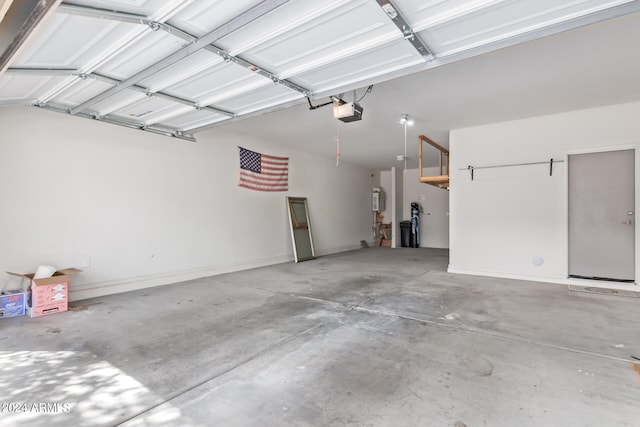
[447,266,562,283]
[447,266,637,289]
[69,244,366,301]
[316,243,363,256]
[69,255,291,301]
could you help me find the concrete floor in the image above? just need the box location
[1,247,639,426]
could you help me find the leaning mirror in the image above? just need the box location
[286,196,315,262]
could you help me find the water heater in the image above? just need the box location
[372,188,384,212]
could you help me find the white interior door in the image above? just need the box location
[568,149,635,282]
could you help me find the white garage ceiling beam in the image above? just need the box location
[376,0,433,59]
[6,67,235,117]
[58,3,150,25]
[5,66,77,76]
[68,0,292,115]
[39,103,197,141]
[6,66,230,136]
[59,2,310,97]
[308,0,640,106]
[88,72,235,117]
[32,1,189,105]
[0,0,62,73]
[462,1,637,58]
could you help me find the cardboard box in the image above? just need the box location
[6,268,81,318]
[0,290,27,318]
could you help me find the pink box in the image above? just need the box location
[6,268,81,318]
[31,279,68,317]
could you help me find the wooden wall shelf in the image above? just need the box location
[419,134,449,189]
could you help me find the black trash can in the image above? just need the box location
[400,221,411,247]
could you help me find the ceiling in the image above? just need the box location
[226,9,640,170]
[1,0,639,170]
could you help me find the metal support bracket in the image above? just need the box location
[376,0,434,59]
[36,103,197,142]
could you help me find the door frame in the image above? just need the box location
[563,144,640,285]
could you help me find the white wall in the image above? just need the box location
[449,101,640,283]
[391,167,404,248]
[378,170,391,222]
[377,168,450,248]
[402,167,449,248]
[0,107,373,300]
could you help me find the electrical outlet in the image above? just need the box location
[81,257,91,268]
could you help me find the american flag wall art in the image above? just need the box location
[238,147,289,192]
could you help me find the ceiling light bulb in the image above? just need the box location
[400,114,413,125]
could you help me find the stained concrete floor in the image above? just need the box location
[1,247,639,426]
